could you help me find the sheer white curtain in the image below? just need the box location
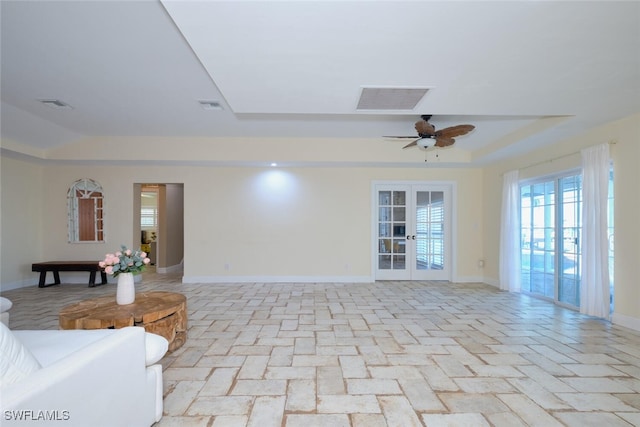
[499,170,521,292]
[580,144,610,318]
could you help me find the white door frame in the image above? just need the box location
[371,180,457,281]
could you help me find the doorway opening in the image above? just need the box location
[134,183,184,275]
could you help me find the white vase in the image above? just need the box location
[116,273,135,305]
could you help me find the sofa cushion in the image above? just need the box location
[0,322,41,385]
[145,333,169,365]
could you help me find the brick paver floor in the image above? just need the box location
[4,271,640,426]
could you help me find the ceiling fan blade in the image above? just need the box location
[434,124,475,139]
[434,137,456,147]
[414,120,435,136]
[383,135,422,139]
[402,139,420,149]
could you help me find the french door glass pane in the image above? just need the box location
[415,191,444,270]
[377,191,406,270]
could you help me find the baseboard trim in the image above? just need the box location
[182,275,373,284]
[181,275,498,285]
[1,278,37,291]
[454,275,488,284]
[156,263,183,274]
[0,273,141,290]
[612,312,640,333]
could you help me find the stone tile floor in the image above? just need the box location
[3,270,640,426]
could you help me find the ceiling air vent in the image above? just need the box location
[198,100,224,111]
[39,99,73,110]
[356,87,429,110]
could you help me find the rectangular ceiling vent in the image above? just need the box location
[356,87,429,110]
[39,99,73,110]
[198,100,224,111]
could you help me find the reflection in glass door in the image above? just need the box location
[416,191,445,272]
[377,190,408,278]
[375,183,451,281]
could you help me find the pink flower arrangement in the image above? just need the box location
[100,245,151,277]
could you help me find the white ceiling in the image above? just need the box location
[1,1,639,165]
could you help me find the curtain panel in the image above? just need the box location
[499,170,521,292]
[580,143,610,318]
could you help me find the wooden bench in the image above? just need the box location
[32,261,108,288]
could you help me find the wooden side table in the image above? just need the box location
[59,291,187,352]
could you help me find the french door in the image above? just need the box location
[374,183,452,281]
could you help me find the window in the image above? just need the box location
[68,178,104,243]
[140,188,158,240]
[141,207,158,228]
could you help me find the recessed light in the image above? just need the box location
[39,99,73,110]
[270,163,278,167]
[198,100,224,111]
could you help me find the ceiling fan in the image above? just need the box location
[385,115,475,150]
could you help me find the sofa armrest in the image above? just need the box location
[1,327,158,427]
[0,312,9,326]
[0,297,11,326]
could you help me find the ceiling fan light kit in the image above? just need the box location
[417,138,435,150]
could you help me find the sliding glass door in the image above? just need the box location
[520,171,613,309]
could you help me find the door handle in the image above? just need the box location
[406,235,416,240]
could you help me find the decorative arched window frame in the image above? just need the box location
[68,178,105,243]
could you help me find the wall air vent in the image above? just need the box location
[39,99,73,110]
[356,87,429,110]
[198,100,224,111]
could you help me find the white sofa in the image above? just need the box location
[0,296,12,326]
[1,323,168,427]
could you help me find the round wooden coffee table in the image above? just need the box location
[59,291,187,352]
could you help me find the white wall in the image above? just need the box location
[158,183,184,271]
[0,154,484,287]
[0,155,43,289]
[182,166,483,282]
